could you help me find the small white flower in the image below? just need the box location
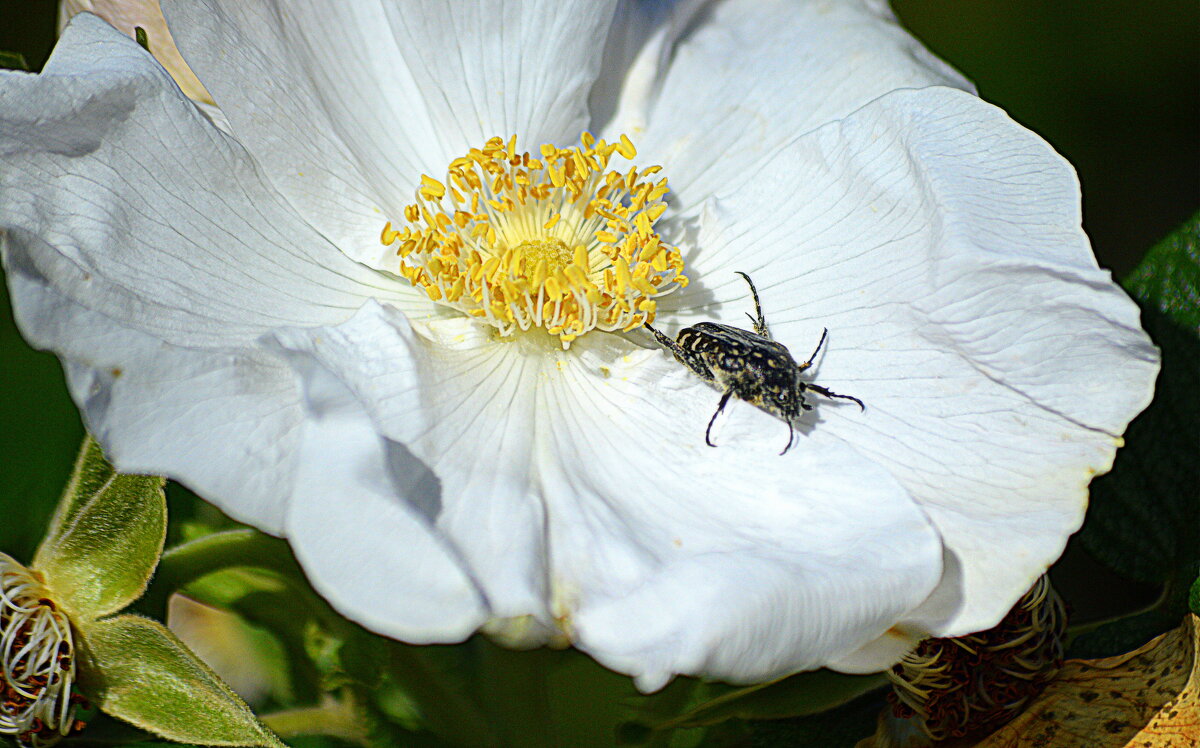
[1,0,1157,691]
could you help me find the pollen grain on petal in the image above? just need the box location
[381,134,688,346]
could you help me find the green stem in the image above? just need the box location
[1064,565,1195,647]
[138,529,303,617]
[262,695,371,746]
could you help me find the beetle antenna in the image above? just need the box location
[803,328,829,368]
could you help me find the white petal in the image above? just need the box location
[589,0,682,132]
[269,302,551,624]
[660,86,1159,640]
[60,0,214,103]
[273,302,943,686]
[379,0,620,152]
[283,355,488,642]
[164,0,622,268]
[161,0,443,268]
[605,0,972,211]
[538,333,942,690]
[0,15,395,349]
[6,263,299,534]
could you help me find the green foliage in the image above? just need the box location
[76,614,286,748]
[0,281,82,561]
[1124,210,1200,329]
[1081,214,1200,591]
[33,436,166,620]
[1063,214,1200,664]
[0,51,28,71]
[741,689,887,748]
[0,439,281,748]
[626,671,885,734]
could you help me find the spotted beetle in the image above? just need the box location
[644,272,864,455]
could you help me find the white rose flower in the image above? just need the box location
[1,0,1158,691]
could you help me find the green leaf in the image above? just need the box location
[1124,209,1200,329]
[741,687,887,748]
[1067,605,1181,660]
[33,435,166,620]
[631,670,886,732]
[76,614,285,748]
[39,436,117,550]
[1080,214,1199,588]
[1190,575,1199,616]
[0,51,29,71]
[141,529,307,619]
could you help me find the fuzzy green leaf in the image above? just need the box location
[33,435,166,619]
[76,614,285,748]
[39,436,116,550]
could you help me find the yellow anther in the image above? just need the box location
[420,174,446,200]
[616,134,637,159]
[531,258,549,290]
[565,264,589,288]
[634,278,657,297]
[381,222,399,245]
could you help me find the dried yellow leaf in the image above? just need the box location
[974,613,1198,747]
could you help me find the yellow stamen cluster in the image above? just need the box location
[382,133,687,345]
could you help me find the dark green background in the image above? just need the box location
[1,0,1197,588]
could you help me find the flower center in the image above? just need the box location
[0,553,81,747]
[382,133,688,345]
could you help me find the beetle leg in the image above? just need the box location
[806,383,865,411]
[706,391,733,447]
[735,271,771,339]
[646,323,714,381]
[779,419,795,456]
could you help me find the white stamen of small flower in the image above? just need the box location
[382,133,688,346]
[886,575,1067,740]
[0,553,80,748]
